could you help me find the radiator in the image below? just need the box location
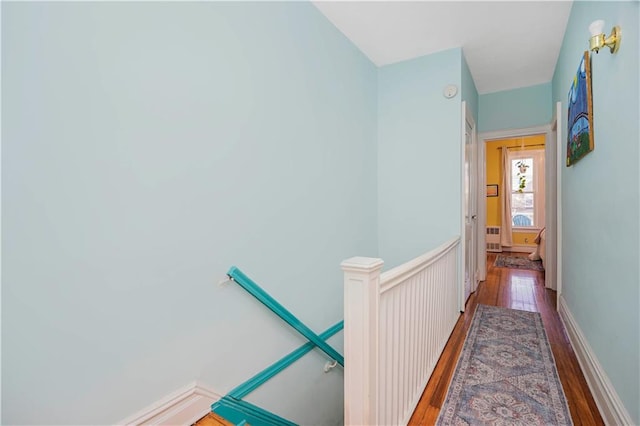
[486,226,502,252]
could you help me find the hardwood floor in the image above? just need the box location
[194,412,233,426]
[408,252,603,425]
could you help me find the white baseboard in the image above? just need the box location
[503,245,536,253]
[119,381,222,426]
[558,297,633,425]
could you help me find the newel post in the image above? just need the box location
[341,256,384,426]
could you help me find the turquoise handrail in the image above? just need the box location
[228,320,343,399]
[215,267,344,425]
[227,266,344,366]
[213,396,297,426]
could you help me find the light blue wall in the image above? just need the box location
[377,48,462,269]
[1,2,378,424]
[479,83,552,132]
[552,1,639,423]
[461,52,479,121]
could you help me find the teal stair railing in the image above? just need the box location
[211,266,344,426]
[213,397,296,426]
[227,267,344,366]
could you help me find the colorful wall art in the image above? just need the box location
[567,51,594,166]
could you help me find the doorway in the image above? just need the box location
[477,125,558,291]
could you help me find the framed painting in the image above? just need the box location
[486,184,498,197]
[566,51,594,166]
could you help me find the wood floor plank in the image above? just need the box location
[194,412,234,426]
[408,252,604,426]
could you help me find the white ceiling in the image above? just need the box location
[313,1,574,94]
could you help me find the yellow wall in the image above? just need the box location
[485,134,545,247]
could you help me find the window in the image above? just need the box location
[509,150,544,229]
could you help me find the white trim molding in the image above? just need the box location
[503,245,536,253]
[558,297,633,425]
[479,124,550,143]
[512,227,544,233]
[118,381,222,426]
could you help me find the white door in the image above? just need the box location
[464,109,477,303]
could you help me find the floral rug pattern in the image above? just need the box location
[436,305,573,425]
[494,254,544,271]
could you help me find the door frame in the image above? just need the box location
[460,101,478,311]
[552,102,563,302]
[477,124,557,289]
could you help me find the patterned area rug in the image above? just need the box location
[436,305,573,425]
[494,254,544,271]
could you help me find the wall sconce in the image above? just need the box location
[589,20,621,54]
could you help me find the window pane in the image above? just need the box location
[511,158,534,192]
[511,192,534,226]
